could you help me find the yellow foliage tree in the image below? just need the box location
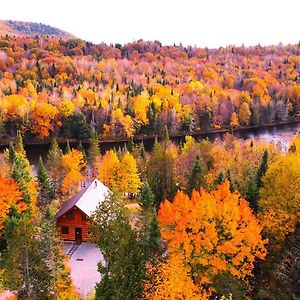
[96,150,120,190]
[259,153,300,243]
[61,150,86,195]
[118,151,142,194]
[30,103,58,138]
[58,100,75,118]
[238,102,251,126]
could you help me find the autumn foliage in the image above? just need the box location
[158,181,267,294]
[61,149,86,195]
[259,153,300,244]
[0,175,23,230]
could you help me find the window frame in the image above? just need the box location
[61,226,69,234]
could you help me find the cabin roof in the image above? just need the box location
[54,179,110,219]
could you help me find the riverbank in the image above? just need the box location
[0,119,299,148]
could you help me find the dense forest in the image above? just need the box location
[0,36,299,143]
[0,34,300,300]
[1,129,300,299]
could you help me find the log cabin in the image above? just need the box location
[55,179,110,242]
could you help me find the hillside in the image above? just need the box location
[0,20,75,39]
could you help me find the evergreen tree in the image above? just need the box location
[140,142,146,159]
[37,157,54,207]
[7,142,15,162]
[77,140,87,162]
[146,211,161,256]
[39,209,74,298]
[92,193,146,300]
[215,171,225,186]
[69,112,90,139]
[147,141,176,208]
[127,136,135,153]
[15,131,26,156]
[162,125,170,144]
[3,216,50,299]
[140,182,155,211]
[187,155,202,195]
[88,128,100,163]
[226,169,235,192]
[7,139,36,212]
[245,176,259,212]
[245,149,269,213]
[46,139,63,195]
[65,140,71,154]
[256,149,268,190]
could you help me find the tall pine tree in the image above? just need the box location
[88,128,100,163]
[39,209,74,299]
[245,149,269,213]
[256,149,268,190]
[3,216,50,299]
[37,157,54,207]
[187,155,202,195]
[92,193,146,300]
[46,139,63,195]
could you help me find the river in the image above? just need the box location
[3,122,300,171]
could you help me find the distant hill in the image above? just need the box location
[0,20,75,39]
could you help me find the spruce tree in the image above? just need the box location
[245,176,259,212]
[3,216,50,299]
[226,169,236,192]
[245,149,269,213]
[77,140,87,162]
[187,155,202,195]
[140,182,155,211]
[146,211,161,256]
[147,141,176,208]
[15,131,26,156]
[7,138,36,212]
[88,128,100,163]
[127,136,135,153]
[163,125,170,144]
[93,193,146,300]
[215,171,225,186]
[39,209,73,298]
[65,139,71,154]
[46,139,63,195]
[140,142,146,159]
[256,149,268,190]
[37,157,54,207]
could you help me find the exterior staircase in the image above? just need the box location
[67,242,81,258]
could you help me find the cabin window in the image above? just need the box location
[67,210,74,220]
[61,227,69,234]
[81,213,87,221]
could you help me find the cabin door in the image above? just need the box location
[75,228,82,241]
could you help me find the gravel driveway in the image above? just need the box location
[64,242,103,299]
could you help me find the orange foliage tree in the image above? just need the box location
[30,102,58,138]
[158,181,267,293]
[0,175,23,231]
[143,254,203,300]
